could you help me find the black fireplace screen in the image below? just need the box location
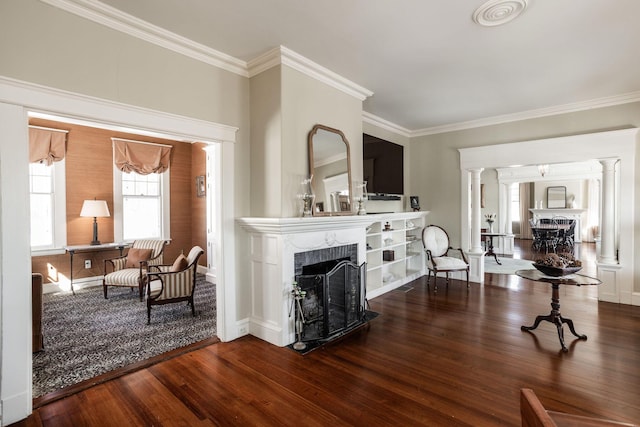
[295,260,365,342]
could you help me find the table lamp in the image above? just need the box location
[80,199,110,245]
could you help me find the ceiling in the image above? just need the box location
[93,0,640,134]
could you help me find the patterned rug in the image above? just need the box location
[33,275,216,397]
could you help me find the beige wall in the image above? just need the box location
[409,102,640,246]
[281,66,363,217]
[250,66,283,217]
[249,64,364,218]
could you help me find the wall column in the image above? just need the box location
[599,159,618,264]
[470,168,484,254]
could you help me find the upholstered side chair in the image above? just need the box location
[103,239,167,300]
[421,225,469,293]
[145,246,204,324]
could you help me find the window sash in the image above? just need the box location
[113,168,170,242]
[29,161,66,251]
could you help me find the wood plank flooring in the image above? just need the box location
[14,241,640,426]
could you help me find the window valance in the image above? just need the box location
[29,126,67,165]
[112,138,172,175]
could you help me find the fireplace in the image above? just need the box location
[296,254,366,341]
[237,215,373,346]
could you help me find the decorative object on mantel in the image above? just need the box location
[298,175,315,217]
[79,199,110,245]
[354,180,368,215]
[484,212,496,233]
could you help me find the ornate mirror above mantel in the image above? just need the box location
[308,124,353,216]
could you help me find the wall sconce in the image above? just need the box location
[538,164,549,177]
[80,199,110,245]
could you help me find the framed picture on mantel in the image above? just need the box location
[547,186,566,209]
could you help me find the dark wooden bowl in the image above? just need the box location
[532,263,582,277]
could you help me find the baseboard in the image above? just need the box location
[43,276,102,294]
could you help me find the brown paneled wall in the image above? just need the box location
[30,118,208,284]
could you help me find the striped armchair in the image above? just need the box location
[145,246,204,324]
[103,239,167,301]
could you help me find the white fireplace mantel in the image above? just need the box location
[237,215,377,234]
[237,215,376,346]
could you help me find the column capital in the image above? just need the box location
[468,167,484,175]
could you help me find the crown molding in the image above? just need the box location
[248,46,373,101]
[362,111,412,138]
[412,90,640,137]
[0,75,238,143]
[40,0,248,77]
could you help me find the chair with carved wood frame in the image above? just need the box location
[103,239,167,301]
[145,246,204,324]
[421,225,469,293]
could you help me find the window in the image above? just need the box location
[29,160,67,250]
[511,183,520,222]
[114,169,170,241]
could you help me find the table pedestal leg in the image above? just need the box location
[520,283,587,352]
[486,236,501,265]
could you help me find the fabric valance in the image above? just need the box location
[29,127,67,165]
[112,138,172,175]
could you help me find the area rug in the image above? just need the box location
[33,275,216,398]
[485,257,535,275]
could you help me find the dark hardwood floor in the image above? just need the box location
[15,240,640,426]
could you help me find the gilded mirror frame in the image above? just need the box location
[308,124,353,216]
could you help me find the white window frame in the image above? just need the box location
[30,159,67,254]
[113,167,171,242]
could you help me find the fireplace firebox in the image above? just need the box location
[295,260,365,341]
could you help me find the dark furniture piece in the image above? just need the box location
[516,269,601,352]
[481,232,505,264]
[146,246,204,323]
[422,225,469,292]
[32,273,44,352]
[520,388,638,427]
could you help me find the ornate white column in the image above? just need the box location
[470,168,484,253]
[599,159,618,264]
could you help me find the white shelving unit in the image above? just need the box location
[365,211,429,299]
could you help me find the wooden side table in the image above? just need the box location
[516,269,601,352]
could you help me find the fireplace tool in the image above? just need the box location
[289,282,307,351]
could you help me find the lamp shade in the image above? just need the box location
[80,200,110,218]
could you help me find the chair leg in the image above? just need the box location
[190,296,196,317]
[103,283,108,299]
[147,304,151,324]
[466,270,470,289]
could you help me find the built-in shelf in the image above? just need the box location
[365,211,429,299]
